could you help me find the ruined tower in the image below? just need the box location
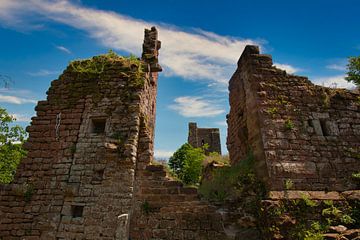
[227,45,360,191]
[188,122,222,155]
[0,27,162,239]
[0,27,228,240]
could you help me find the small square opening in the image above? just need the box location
[92,169,104,183]
[71,205,84,218]
[91,119,106,134]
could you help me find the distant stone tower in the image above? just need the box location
[188,122,221,154]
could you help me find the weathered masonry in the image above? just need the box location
[1,27,359,240]
[0,27,227,240]
[188,122,222,155]
[227,45,360,191]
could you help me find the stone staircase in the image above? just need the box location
[130,164,230,240]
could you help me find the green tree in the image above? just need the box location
[346,56,360,87]
[0,107,27,183]
[169,143,205,185]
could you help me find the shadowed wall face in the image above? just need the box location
[188,122,222,155]
[227,45,360,191]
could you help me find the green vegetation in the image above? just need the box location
[266,107,279,117]
[277,95,289,105]
[346,56,360,87]
[284,118,295,130]
[0,107,27,184]
[262,196,358,240]
[62,50,145,108]
[199,151,265,202]
[203,152,229,166]
[168,143,205,185]
[284,179,294,190]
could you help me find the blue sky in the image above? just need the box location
[0,0,359,159]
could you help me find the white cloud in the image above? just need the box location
[28,69,59,76]
[326,63,347,71]
[154,150,173,159]
[274,63,300,74]
[169,96,225,117]
[0,0,262,88]
[312,75,356,89]
[56,45,71,54]
[0,94,37,104]
[11,113,32,122]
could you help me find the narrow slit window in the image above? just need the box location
[319,119,329,136]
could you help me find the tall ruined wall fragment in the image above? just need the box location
[0,26,229,240]
[0,27,160,240]
[128,32,228,240]
[227,45,360,191]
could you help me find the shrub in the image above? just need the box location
[199,151,265,202]
[168,143,205,185]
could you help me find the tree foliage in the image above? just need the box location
[0,107,27,183]
[168,143,205,185]
[346,56,360,87]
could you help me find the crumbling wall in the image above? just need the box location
[227,45,360,191]
[0,27,161,240]
[129,32,228,240]
[0,26,228,240]
[188,122,222,155]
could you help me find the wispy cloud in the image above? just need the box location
[326,59,348,72]
[0,94,37,104]
[274,63,300,74]
[326,64,347,71]
[0,0,263,88]
[312,75,355,89]
[56,45,71,54]
[28,69,59,76]
[169,96,225,117]
[154,150,173,159]
[11,113,32,122]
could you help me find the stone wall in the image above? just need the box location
[129,164,228,240]
[227,45,360,191]
[0,27,161,240]
[130,34,228,239]
[0,27,229,240]
[188,122,221,155]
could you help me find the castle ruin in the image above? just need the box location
[0,28,359,240]
[188,122,221,155]
[227,45,360,191]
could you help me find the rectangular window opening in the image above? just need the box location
[91,119,106,134]
[92,169,104,183]
[71,205,84,218]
